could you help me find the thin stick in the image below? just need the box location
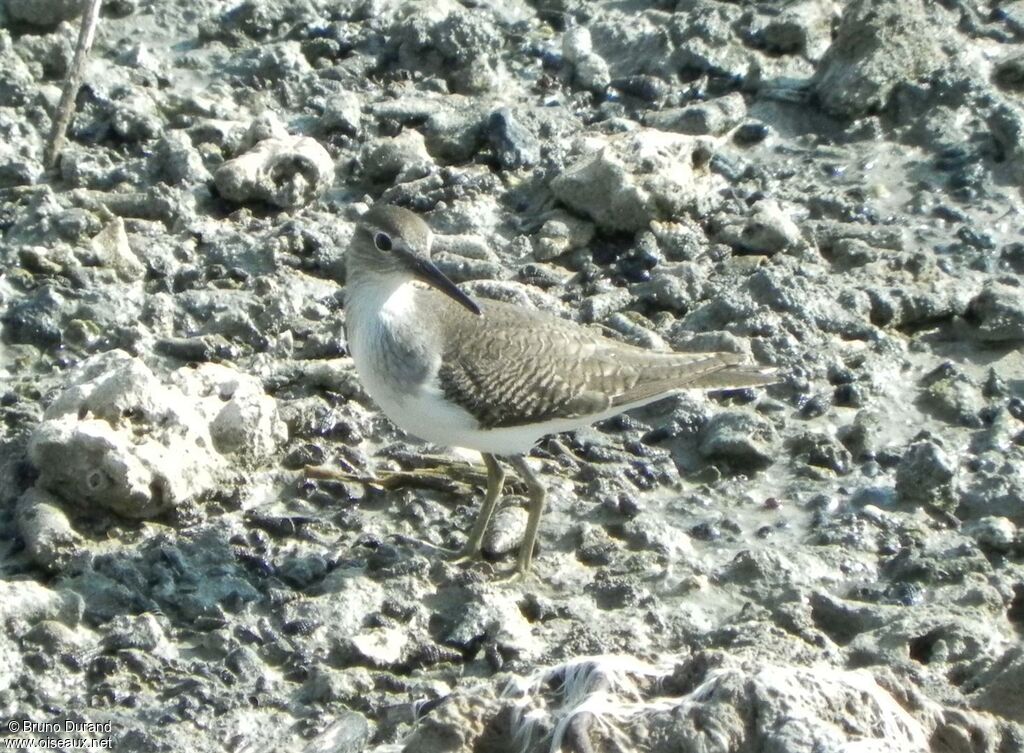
[44,0,104,168]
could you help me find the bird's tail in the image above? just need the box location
[610,352,778,408]
[684,362,779,389]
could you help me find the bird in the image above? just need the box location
[343,204,775,575]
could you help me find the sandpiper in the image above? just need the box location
[344,204,775,575]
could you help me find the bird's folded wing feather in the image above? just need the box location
[437,300,774,429]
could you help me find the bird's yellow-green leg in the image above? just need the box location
[454,452,506,562]
[509,455,546,576]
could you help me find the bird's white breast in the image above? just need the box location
[346,280,485,448]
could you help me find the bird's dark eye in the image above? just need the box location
[374,232,393,251]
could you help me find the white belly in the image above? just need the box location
[355,360,664,456]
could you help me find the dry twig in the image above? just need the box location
[44,0,104,168]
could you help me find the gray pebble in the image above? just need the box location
[698,411,776,470]
[644,93,746,136]
[483,506,527,558]
[360,131,434,184]
[487,108,541,170]
[423,110,485,164]
[964,517,1017,553]
[964,282,1024,342]
[895,437,956,512]
[581,288,634,323]
[917,362,984,428]
[15,488,84,574]
[319,91,363,136]
[812,0,947,118]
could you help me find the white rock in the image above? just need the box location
[90,216,146,282]
[360,130,435,184]
[29,416,209,519]
[349,628,409,667]
[739,199,804,254]
[172,363,287,461]
[214,135,334,208]
[27,352,283,519]
[562,27,610,91]
[15,487,83,572]
[551,129,721,232]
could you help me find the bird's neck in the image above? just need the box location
[346,272,420,330]
[345,274,442,398]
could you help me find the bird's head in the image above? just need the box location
[347,204,481,316]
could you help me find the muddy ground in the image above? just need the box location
[1,0,1023,751]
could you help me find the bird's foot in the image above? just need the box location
[493,566,528,585]
[450,543,483,565]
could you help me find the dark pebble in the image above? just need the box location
[733,122,770,145]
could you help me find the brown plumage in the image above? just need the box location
[436,297,773,429]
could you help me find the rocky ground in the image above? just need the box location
[1,0,1023,751]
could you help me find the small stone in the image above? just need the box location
[176,363,287,463]
[108,87,164,142]
[895,438,956,512]
[482,505,527,558]
[90,217,146,282]
[422,105,486,163]
[444,595,542,660]
[102,613,167,652]
[837,410,882,460]
[964,517,1017,553]
[563,27,610,92]
[214,135,334,208]
[754,1,833,56]
[319,91,362,135]
[964,282,1024,342]
[799,394,831,419]
[15,488,84,574]
[738,200,803,255]
[348,628,409,668]
[830,238,878,267]
[917,363,984,427]
[993,52,1024,92]
[153,131,212,185]
[360,130,434,184]
[733,122,770,146]
[0,157,44,188]
[580,288,634,323]
[645,93,746,136]
[487,108,540,170]
[234,41,312,84]
[812,0,947,118]
[534,212,595,261]
[610,75,670,103]
[551,129,720,233]
[787,432,852,475]
[982,368,1008,399]
[698,411,775,471]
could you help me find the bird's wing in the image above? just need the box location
[436,299,774,429]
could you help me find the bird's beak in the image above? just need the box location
[401,251,482,316]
